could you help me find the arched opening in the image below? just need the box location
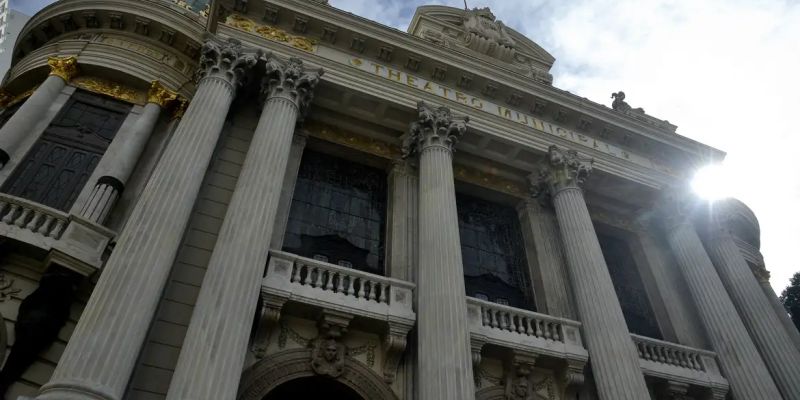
[263,376,364,400]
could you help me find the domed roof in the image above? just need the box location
[712,198,761,249]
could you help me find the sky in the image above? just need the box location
[13,0,800,293]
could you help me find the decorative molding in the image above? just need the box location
[305,120,401,159]
[47,56,79,82]
[382,323,411,383]
[71,76,146,104]
[0,86,36,108]
[0,273,21,302]
[225,14,318,53]
[310,312,351,378]
[146,80,178,108]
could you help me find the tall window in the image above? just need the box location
[2,90,131,211]
[598,232,662,338]
[283,150,387,275]
[457,193,533,310]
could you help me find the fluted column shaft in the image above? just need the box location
[0,57,78,168]
[706,229,800,398]
[759,279,800,350]
[36,40,254,400]
[517,199,574,318]
[664,219,782,399]
[387,161,419,282]
[407,102,473,400]
[166,56,322,400]
[552,188,650,399]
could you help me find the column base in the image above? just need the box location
[36,381,118,400]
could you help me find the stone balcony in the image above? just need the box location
[632,334,729,397]
[257,250,416,381]
[467,297,589,388]
[0,192,114,276]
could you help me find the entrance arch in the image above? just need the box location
[263,376,363,400]
[237,348,397,400]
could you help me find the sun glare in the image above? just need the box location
[691,165,731,200]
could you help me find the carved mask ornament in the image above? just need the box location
[310,322,346,377]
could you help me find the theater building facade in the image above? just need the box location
[0,0,797,399]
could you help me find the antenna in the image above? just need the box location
[464,0,469,11]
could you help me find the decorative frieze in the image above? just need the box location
[224,14,317,53]
[71,76,146,104]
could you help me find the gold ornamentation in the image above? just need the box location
[305,120,401,159]
[0,86,38,108]
[71,76,146,104]
[454,164,527,198]
[47,56,79,81]
[172,97,189,119]
[0,89,11,108]
[147,80,178,108]
[224,14,318,53]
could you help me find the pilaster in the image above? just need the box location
[386,159,419,282]
[532,145,649,400]
[35,39,255,400]
[406,101,475,400]
[166,55,322,400]
[657,191,782,400]
[269,130,308,249]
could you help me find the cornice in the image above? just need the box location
[269,0,725,164]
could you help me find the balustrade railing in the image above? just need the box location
[0,193,68,239]
[471,298,569,343]
[288,259,391,305]
[632,334,708,372]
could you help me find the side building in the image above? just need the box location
[0,1,797,399]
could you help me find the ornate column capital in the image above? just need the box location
[530,145,593,201]
[402,101,469,158]
[261,54,323,119]
[171,97,189,120]
[48,56,79,81]
[147,81,178,108]
[196,38,256,89]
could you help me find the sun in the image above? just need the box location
[691,164,732,200]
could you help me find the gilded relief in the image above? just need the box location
[224,14,318,52]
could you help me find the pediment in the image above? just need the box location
[409,5,555,84]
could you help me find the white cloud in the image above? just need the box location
[333,0,800,293]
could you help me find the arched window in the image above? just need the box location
[456,193,533,310]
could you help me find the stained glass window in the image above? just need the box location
[456,193,533,310]
[283,150,387,275]
[598,232,662,339]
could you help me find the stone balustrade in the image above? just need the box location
[0,192,115,276]
[467,297,588,363]
[632,334,728,393]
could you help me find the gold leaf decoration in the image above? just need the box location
[453,164,527,198]
[71,76,146,104]
[305,120,401,160]
[48,56,79,81]
[224,14,318,53]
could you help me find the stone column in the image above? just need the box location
[532,145,649,400]
[78,81,178,224]
[387,160,419,282]
[659,193,782,400]
[35,39,255,400]
[404,102,474,400]
[517,197,575,318]
[269,131,307,249]
[756,270,800,350]
[166,55,322,400]
[0,56,78,168]
[705,220,800,398]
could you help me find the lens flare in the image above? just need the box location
[691,164,731,200]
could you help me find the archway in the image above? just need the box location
[263,376,363,400]
[238,349,397,400]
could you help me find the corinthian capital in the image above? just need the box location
[531,145,593,200]
[48,56,79,81]
[402,101,469,158]
[196,38,256,88]
[261,55,323,118]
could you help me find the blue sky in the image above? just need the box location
[13,0,800,293]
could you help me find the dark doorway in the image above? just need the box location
[2,90,131,211]
[263,376,364,400]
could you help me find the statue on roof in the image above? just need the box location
[611,91,645,114]
[463,7,516,61]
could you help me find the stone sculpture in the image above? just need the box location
[611,91,645,114]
